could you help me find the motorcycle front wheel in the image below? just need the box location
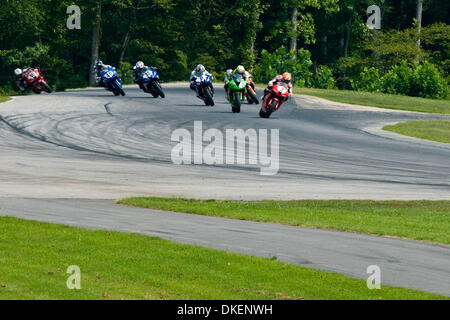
[113,79,125,96]
[204,86,214,106]
[259,109,266,118]
[232,92,241,113]
[265,100,278,118]
[152,81,165,98]
[40,81,52,93]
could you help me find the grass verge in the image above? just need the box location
[0,96,11,103]
[0,216,445,300]
[118,198,450,245]
[383,120,450,143]
[291,87,450,114]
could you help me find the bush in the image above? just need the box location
[410,61,448,99]
[253,47,313,87]
[254,47,336,89]
[312,66,336,89]
[379,61,414,95]
[351,67,381,92]
[0,85,18,96]
[117,61,134,85]
[379,61,447,99]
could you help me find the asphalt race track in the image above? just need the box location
[0,84,449,295]
[0,84,449,200]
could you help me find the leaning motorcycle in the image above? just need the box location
[259,82,290,118]
[227,74,247,113]
[194,74,215,106]
[23,68,52,94]
[99,66,125,96]
[140,67,165,98]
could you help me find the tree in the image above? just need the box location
[89,2,102,86]
[416,0,423,48]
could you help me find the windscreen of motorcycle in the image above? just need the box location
[234,74,243,84]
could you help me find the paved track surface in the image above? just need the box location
[0,84,449,296]
[0,84,449,200]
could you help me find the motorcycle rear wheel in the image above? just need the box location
[247,87,259,104]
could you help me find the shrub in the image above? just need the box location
[379,61,447,99]
[253,47,313,87]
[312,65,336,89]
[411,61,448,99]
[379,61,414,95]
[351,67,381,92]
[117,61,134,85]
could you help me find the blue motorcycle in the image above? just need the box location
[140,67,165,98]
[99,65,125,96]
[194,73,214,106]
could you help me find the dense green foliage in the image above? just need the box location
[253,47,336,89]
[0,0,448,97]
[254,47,313,87]
[352,61,448,98]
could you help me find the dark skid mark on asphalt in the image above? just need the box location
[104,102,113,116]
[1,109,449,188]
[0,114,168,165]
[1,113,449,188]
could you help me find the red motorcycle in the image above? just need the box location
[259,82,290,118]
[23,68,52,94]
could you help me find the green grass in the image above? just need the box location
[118,198,450,245]
[0,217,445,300]
[0,96,10,103]
[291,87,450,114]
[384,120,450,143]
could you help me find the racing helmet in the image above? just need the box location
[136,61,144,70]
[282,72,292,81]
[95,59,104,70]
[14,68,22,77]
[196,64,205,73]
[225,69,233,77]
[236,65,245,75]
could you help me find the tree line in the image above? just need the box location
[0,0,448,98]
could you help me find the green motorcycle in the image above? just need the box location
[227,74,247,113]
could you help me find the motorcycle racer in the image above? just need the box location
[263,72,293,100]
[93,59,116,88]
[133,61,157,92]
[223,69,233,99]
[233,65,246,77]
[190,64,214,96]
[14,68,30,92]
[224,65,246,99]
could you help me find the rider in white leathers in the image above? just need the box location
[189,64,214,96]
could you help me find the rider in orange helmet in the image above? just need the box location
[264,72,293,100]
